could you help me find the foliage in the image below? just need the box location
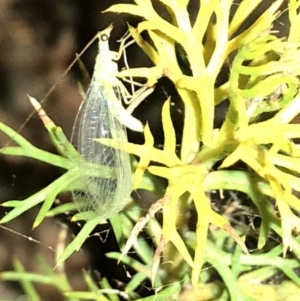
[1,0,300,300]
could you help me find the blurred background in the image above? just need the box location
[0,0,289,300]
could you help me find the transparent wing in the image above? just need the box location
[71,76,132,219]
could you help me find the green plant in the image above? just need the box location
[2,0,300,300]
[106,0,300,285]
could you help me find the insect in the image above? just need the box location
[71,25,141,218]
